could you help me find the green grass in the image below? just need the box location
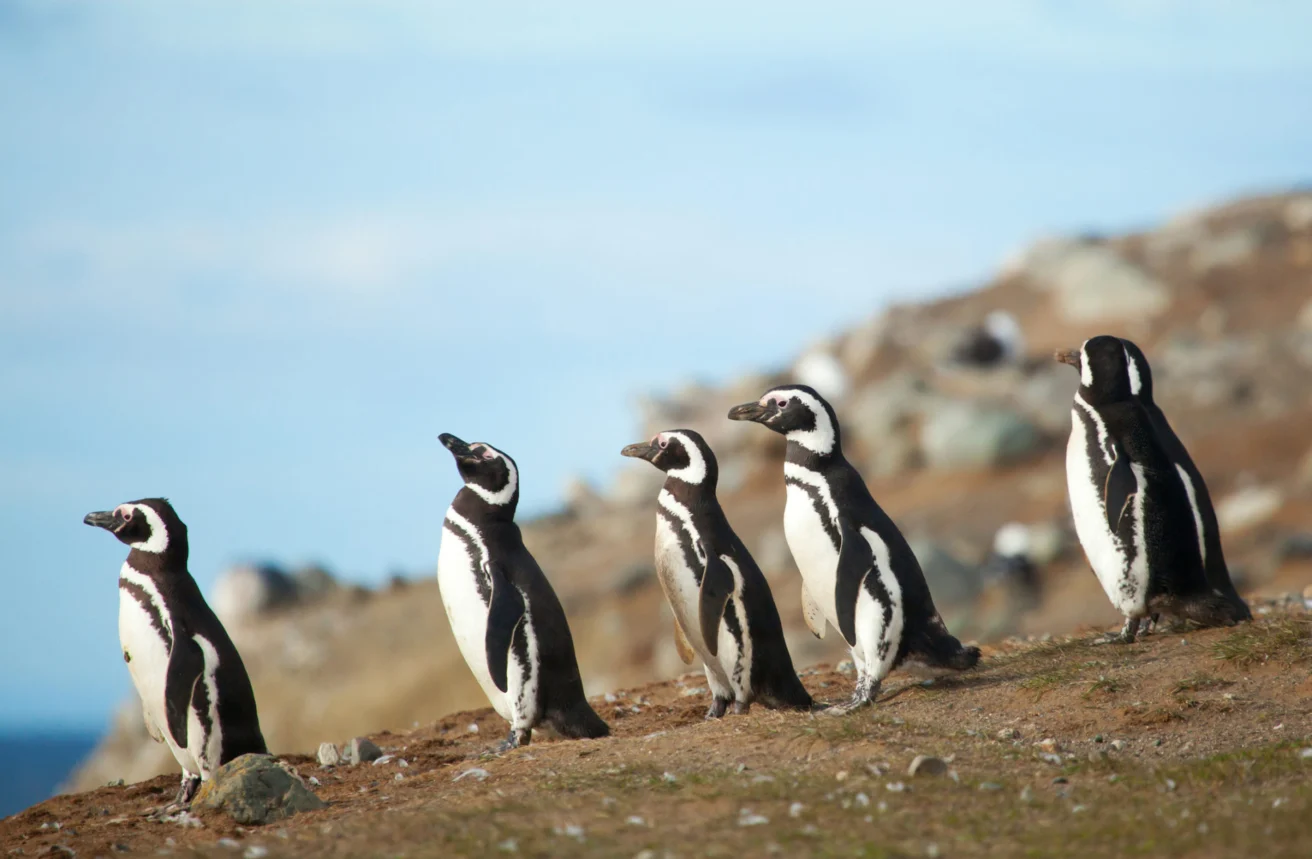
[1210,618,1312,666]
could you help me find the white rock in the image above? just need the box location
[908,755,949,777]
[210,564,297,626]
[794,348,850,402]
[453,768,490,782]
[1015,238,1170,323]
[1284,196,1312,231]
[789,802,805,818]
[920,401,1042,471]
[1216,486,1284,534]
[738,810,770,827]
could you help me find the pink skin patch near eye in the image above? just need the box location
[113,505,134,521]
[655,434,667,449]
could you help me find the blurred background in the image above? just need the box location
[2,0,1311,817]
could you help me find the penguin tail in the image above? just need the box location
[547,699,610,740]
[909,616,980,671]
[759,672,815,711]
[1177,592,1249,628]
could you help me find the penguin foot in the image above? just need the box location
[823,679,880,715]
[731,700,751,716]
[705,696,731,720]
[175,774,200,806]
[498,728,532,752]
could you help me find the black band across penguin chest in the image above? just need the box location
[119,577,174,651]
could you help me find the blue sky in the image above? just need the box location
[1,1,1310,730]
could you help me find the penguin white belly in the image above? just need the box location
[436,516,512,721]
[717,559,752,697]
[1066,411,1141,617]
[118,576,199,775]
[783,485,840,625]
[653,513,736,693]
[855,527,904,680]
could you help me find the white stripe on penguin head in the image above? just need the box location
[1124,346,1142,396]
[126,504,169,553]
[465,444,519,506]
[774,388,836,455]
[1079,341,1093,388]
[664,432,707,484]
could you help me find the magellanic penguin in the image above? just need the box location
[1055,336,1247,641]
[621,429,813,718]
[728,386,980,712]
[436,434,609,749]
[83,498,266,808]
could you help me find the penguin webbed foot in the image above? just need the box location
[175,773,200,806]
[705,696,732,720]
[823,678,880,716]
[731,700,751,716]
[497,727,532,752]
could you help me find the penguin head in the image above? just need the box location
[727,384,840,455]
[621,429,717,486]
[1055,335,1133,405]
[439,433,519,509]
[83,498,187,556]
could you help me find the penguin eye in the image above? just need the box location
[482,450,496,461]
[658,437,668,450]
[118,508,133,522]
[775,398,789,409]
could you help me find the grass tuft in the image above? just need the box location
[1210,618,1311,666]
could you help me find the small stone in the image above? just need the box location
[979,782,1003,791]
[394,773,403,782]
[217,839,241,850]
[1072,805,1087,814]
[626,816,646,826]
[307,776,320,787]
[371,755,394,766]
[1052,777,1068,785]
[855,792,870,808]
[453,768,490,782]
[1164,779,1177,792]
[1094,735,1104,744]
[738,810,770,827]
[342,737,382,765]
[554,824,585,841]
[908,756,948,777]
[927,844,941,859]
[1088,750,1109,764]
[886,782,907,793]
[836,770,849,781]
[1020,786,1035,803]
[1299,748,1312,760]
[1037,738,1059,752]
[498,838,518,853]
[662,772,678,783]
[244,848,268,859]
[467,723,480,734]
[1039,753,1063,765]
[996,728,1019,741]
[789,802,805,818]
[1110,740,1126,752]
[836,660,855,674]
[192,754,326,826]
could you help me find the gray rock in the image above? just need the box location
[1215,486,1283,534]
[908,755,948,777]
[909,541,979,609]
[920,401,1042,471]
[1189,224,1272,274]
[210,565,297,626]
[608,464,665,508]
[315,743,340,767]
[342,737,383,765]
[794,346,850,402]
[192,754,325,825]
[1015,363,1078,434]
[290,565,337,600]
[978,782,1003,792]
[1014,238,1170,323]
[1285,197,1312,231]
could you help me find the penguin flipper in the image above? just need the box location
[672,618,696,665]
[1103,454,1137,533]
[835,519,874,648]
[484,561,526,694]
[698,551,735,659]
[801,582,826,639]
[163,632,204,750]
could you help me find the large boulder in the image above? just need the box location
[920,401,1042,471]
[1013,238,1170,323]
[193,754,326,825]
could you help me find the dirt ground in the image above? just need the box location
[5,606,1310,859]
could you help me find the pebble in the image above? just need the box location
[837,660,855,674]
[1164,779,1177,792]
[1052,777,1068,785]
[626,816,646,826]
[927,844,941,859]
[308,776,320,787]
[1039,753,1063,765]
[886,782,908,793]
[217,839,240,850]
[1110,740,1126,752]
[603,693,617,703]
[453,768,490,782]
[908,755,948,777]
[244,848,268,859]
[855,793,870,808]
[372,755,395,766]
[467,723,480,734]
[1299,748,1312,760]
[738,810,770,827]
[554,824,585,841]
[662,772,678,783]
[996,728,1020,741]
[398,759,409,768]
[1088,750,1109,764]
[1020,786,1035,803]
[836,770,849,781]
[394,773,403,782]
[789,802,805,818]
[979,782,1003,791]
[498,839,519,853]
[315,743,340,767]
[1072,805,1087,814]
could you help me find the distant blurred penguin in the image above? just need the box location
[950,311,1025,368]
[980,523,1042,610]
[622,429,813,718]
[436,434,608,749]
[84,498,266,810]
[1056,337,1249,641]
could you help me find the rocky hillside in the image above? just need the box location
[66,190,1312,792]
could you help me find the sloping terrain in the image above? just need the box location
[5,607,1310,857]
[51,189,1312,822]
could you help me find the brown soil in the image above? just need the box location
[7,609,1310,858]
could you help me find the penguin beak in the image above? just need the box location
[620,441,658,462]
[727,401,770,423]
[1054,349,1080,368]
[83,510,118,531]
[438,433,479,463]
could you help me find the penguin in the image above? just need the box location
[436,434,609,749]
[83,498,266,808]
[728,385,979,712]
[1055,336,1245,641]
[620,429,813,718]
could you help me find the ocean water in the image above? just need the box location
[0,731,100,819]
